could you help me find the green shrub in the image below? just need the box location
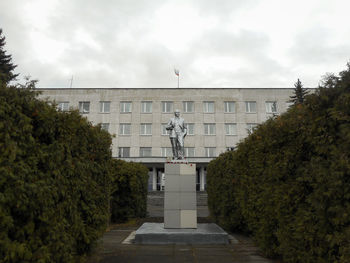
[207,64,350,262]
[207,151,246,232]
[110,159,148,223]
[0,83,112,262]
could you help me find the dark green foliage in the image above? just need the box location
[0,83,112,262]
[0,29,18,84]
[0,39,149,261]
[289,78,309,104]
[110,159,148,223]
[207,64,350,262]
[207,151,247,233]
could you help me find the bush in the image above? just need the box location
[207,151,246,232]
[0,83,112,262]
[110,159,148,223]
[207,64,350,262]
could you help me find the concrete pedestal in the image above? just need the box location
[164,163,197,228]
[134,223,229,244]
[134,162,229,245]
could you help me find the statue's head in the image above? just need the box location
[174,109,180,117]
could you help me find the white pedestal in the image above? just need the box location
[164,163,197,229]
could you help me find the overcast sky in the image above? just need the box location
[0,0,349,88]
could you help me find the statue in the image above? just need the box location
[166,109,187,160]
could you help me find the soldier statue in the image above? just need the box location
[166,109,187,160]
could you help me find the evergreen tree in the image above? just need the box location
[289,78,309,104]
[319,72,339,89]
[0,28,18,84]
[207,63,350,262]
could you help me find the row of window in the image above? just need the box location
[58,101,280,114]
[118,147,219,158]
[101,123,258,135]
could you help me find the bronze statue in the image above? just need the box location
[166,109,187,159]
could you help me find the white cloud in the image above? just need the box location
[0,0,349,88]
[149,2,218,52]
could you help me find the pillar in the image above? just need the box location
[200,166,205,191]
[164,163,197,228]
[152,167,157,191]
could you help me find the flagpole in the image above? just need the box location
[174,68,180,88]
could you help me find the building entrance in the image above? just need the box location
[156,168,165,191]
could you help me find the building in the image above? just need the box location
[39,88,295,192]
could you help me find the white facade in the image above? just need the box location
[39,88,295,191]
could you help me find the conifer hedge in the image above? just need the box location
[110,159,148,222]
[207,64,350,263]
[0,82,150,262]
[0,83,112,262]
[0,29,149,262]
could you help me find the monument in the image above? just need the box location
[164,109,196,228]
[134,110,228,244]
[165,109,186,160]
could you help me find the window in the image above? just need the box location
[186,123,195,135]
[225,123,237,135]
[246,123,258,133]
[119,123,131,135]
[226,147,235,151]
[101,123,110,132]
[245,101,256,113]
[162,101,173,113]
[140,123,152,135]
[120,101,132,113]
[99,101,110,113]
[161,147,172,157]
[203,101,214,113]
[161,124,170,135]
[224,101,235,113]
[204,123,216,135]
[184,147,195,157]
[141,101,152,113]
[57,101,69,111]
[118,147,130,157]
[205,147,216,157]
[265,101,277,113]
[183,101,194,113]
[140,147,152,157]
[79,101,90,114]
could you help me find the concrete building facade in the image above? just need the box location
[39,88,294,192]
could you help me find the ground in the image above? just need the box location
[86,218,281,263]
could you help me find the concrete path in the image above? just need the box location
[86,220,280,263]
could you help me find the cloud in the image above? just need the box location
[289,27,350,65]
[192,0,258,16]
[184,28,290,87]
[286,26,350,86]
[0,0,349,88]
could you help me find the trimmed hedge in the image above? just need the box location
[207,64,350,262]
[0,83,112,262]
[110,159,148,223]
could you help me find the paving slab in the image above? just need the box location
[86,221,280,263]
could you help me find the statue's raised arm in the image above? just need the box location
[166,120,174,131]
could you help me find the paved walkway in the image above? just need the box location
[86,219,280,263]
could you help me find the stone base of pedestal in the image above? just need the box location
[134,223,229,244]
[164,163,197,228]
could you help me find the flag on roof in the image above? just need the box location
[174,68,179,76]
